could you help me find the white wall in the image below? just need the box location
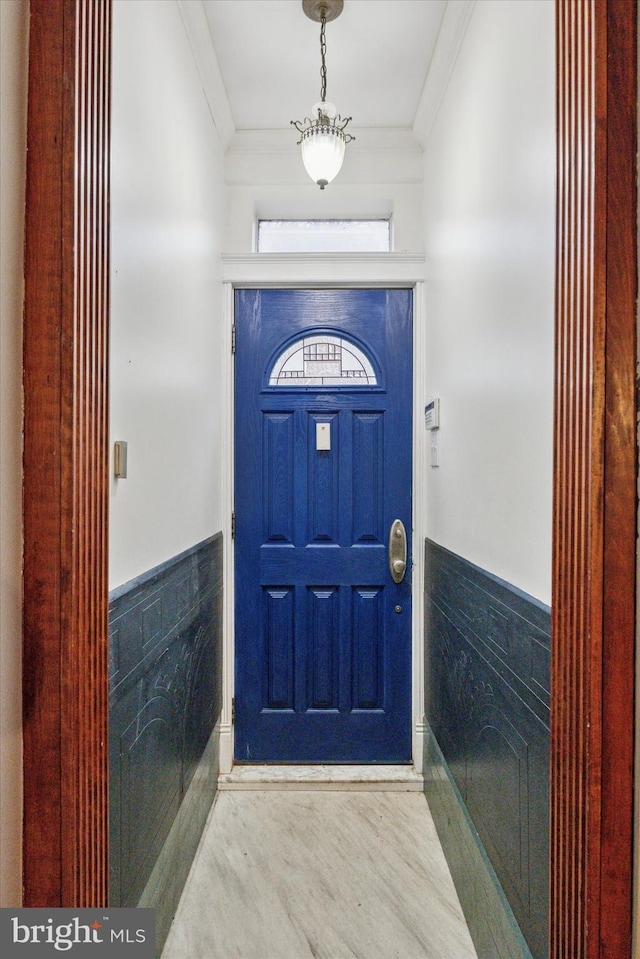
[110,0,227,590]
[422,0,555,604]
[224,129,425,254]
[0,0,28,908]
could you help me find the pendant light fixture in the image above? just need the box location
[291,0,354,190]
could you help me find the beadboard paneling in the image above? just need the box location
[109,535,223,950]
[424,539,550,959]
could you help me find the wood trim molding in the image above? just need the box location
[23,0,111,906]
[19,0,638,948]
[221,253,426,287]
[551,2,637,956]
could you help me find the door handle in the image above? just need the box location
[389,519,407,583]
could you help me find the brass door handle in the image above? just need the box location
[389,520,407,583]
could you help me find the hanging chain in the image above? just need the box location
[319,15,327,102]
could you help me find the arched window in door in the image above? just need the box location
[268,334,378,387]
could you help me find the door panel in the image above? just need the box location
[234,289,412,763]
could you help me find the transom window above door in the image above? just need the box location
[257,219,391,253]
[268,334,378,387]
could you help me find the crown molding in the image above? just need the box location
[412,0,476,149]
[227,127,422,156]
[177,0,236,151]
[225,127,423,186]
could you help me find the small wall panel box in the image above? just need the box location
[114,440,128,478]
[425,399,440,430]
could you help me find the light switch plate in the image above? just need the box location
[114,440,128,478]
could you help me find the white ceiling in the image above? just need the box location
[202,0,448,132]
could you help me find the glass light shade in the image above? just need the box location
[312,99,337,119]
[300,126,346,189]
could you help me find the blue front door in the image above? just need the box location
[234,289,413,762]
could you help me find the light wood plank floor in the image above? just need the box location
[162,790,477,959]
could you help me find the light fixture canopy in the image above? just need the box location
[291,0,354,189]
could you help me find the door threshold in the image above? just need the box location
[218,764,424,792]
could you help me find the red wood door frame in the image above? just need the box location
[23,0,110,906]
[21,1,637,954]
[552,2,637,956]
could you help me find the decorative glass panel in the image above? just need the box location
[268,335,377,387]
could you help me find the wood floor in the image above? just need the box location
[161,786,477,959]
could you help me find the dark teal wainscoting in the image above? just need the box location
[424,539,550,959]
[109,534,223,954]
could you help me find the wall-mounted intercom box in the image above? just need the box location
[425,398,440,430]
